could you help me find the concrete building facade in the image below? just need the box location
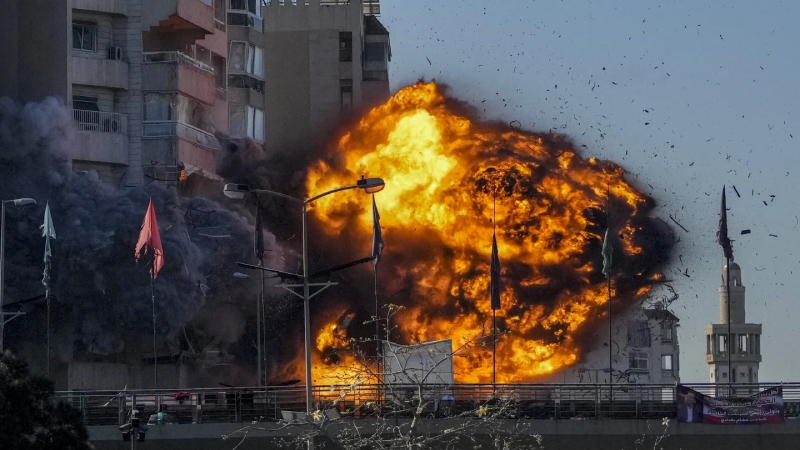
[556,301,681,385]
[704,262,762,386]
[262,0,391,153]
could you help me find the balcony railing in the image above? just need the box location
[142,52,215,78]
[73,110,127,134]
[53,382,800,427]
[142,121,219,150]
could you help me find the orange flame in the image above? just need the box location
[302,82,665,383]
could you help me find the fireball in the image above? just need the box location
[304,82,670,383]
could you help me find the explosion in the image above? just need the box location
[303,82,672,383]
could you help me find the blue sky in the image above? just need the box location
[383,0,800,382]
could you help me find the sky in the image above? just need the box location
[382,0,800,382]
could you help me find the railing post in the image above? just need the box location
[595,385,600,419]
[235,390,241,422]
[119,392,125,425]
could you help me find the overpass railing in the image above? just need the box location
[52,383,800,426]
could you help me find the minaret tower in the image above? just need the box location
[704,262,762,389]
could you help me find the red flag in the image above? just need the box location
[135,198,164,278]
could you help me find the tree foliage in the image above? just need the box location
[0,351,92,450]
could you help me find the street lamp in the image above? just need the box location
[223,177,385,415]
[0,198,37,351]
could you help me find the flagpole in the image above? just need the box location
[726,256,731,394]
[607,186,612,414]
[151,267,158,391]
[492,191,497,389]
[47,296,50,377]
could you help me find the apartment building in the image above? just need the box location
[0,0,227,187]
[261,0,391,153]
[0,0,391,189]
[554,301,681,385]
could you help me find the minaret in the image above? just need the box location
[704,262,762,390]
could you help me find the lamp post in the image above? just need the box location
[224,177,385,415]
[0,198,37,352]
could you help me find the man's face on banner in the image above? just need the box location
[682,392,697,407]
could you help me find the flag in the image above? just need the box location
[716,187,734,260]
[601,228,613,279]
[135,198,164,278]
[490,233,502,310]
[41,202,56,298]
[254,204,265,261]
[371,196,384,266]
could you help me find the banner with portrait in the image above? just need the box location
[676,385,784,424]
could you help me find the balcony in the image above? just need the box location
[142,52,216,105]
[74,110,128,133]
[72,55,129,90]
[143,121,219,175]
[72,110,129,166]
[143,0,215,35]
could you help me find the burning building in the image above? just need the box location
[296,82,675,384]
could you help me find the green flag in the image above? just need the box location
[601,229,613,279]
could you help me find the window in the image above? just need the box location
[246,106,264,142]
[231,106,264,142]
[340,79,353,110]
[228,0,262,29]
[718,334,726,352]
[660,322,673,342]
[72,96,100,130]
[143,93,176,121]
[629,351,648,371]
[739,334,748,353]
[365,42,386,62]
[73,95,99,112]
[212,54,227,91]
[661,354,673,371]
[72,22,97,51]
[229,42,263,79]
[627,320,651,347]
[229,0,259,15]
[253,46,263,78]
[339,32,353,62]
[229,42,247,72]
[229,105,246,137]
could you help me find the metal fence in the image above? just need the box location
[73,110,127,134]
[53,383,800,426]
[143,52,215,78]
[142,121,220,150]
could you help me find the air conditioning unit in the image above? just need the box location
[108,46,123,61]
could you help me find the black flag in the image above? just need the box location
[490,233,502,310]
[371,196,384,266]
[255,203,265,260]
[716,187,733,260]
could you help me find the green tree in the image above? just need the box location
[0,351,92,450]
